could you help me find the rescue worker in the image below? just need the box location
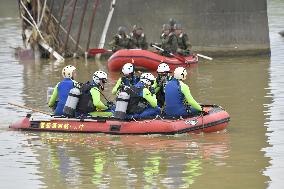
[164,67,203,117]
[153,63,172,107]
[89,71,113,117]
[48,65,77,116]
[126,73,160,119]
[159,24,178,56]
[169,18,177,33]
[109,26,132,52]
[129,25,148,50]
[175,24,192,56]
[112,63,140,95]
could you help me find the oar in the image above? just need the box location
[196,53,213,60]
[151,44,187,63]
[88,48,112,56]
[8,102,50,115]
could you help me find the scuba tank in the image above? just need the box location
[63,87,81,117]
[46,87,54,103]
[114,89,130,120]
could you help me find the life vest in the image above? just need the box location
[126,82,149,114]
[177,32,188,50]
[164,78,187,116]
[77,82,96,114]
[121,75,140,87]
[155,75,172,107]
[55,78,74,115]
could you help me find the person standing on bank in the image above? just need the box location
[164,67,202,117]
[48,65,78,116]
[129,25,148,50]
[175,24,192,56]
[109,26,132,52]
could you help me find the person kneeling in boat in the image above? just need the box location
[48,65,78,116]
[129,25,148,50]
[88,71,113,117]
[174,24,192,56]
[159,24,178,56]
[112,63,140,95]
[153,63,172,108]
[109,26,132,52]
[164,67,202,117]
[126,73,160,119]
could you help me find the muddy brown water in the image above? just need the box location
[0,0,283,188]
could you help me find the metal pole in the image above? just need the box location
[74,0,89,57]
[85,0,100,54]
[55,0,67,41]
[45,0,54,33]
[63,0,78,55]
[98,0,116,49]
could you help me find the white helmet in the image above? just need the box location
[174,67,187,80]
[157,63,170,73]
[140,73,155,86]
[93,70,108,84]
[62,65,76,79]
[122,63,134,75]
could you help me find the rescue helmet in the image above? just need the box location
[122,63,134,75]
[93,70,108,85]
[140,73,155,86]
[174,67,187,80]
[174,23,182,30]
[162,24,171,31]
[62,65,76,79]
[157,63,170,73]
[118,26,127,34]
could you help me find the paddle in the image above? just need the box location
[8,102,50,115]
[196,53,213,60]
[151,44,188,64]
[88,48,112,56]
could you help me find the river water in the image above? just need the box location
[0,1,283,188]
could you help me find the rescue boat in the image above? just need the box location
[9,105,230,135]
[107,49,198,71]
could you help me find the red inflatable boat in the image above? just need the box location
[9,105,230,135]
[108,49,198,71]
